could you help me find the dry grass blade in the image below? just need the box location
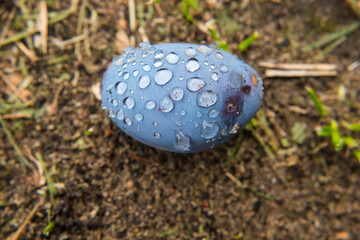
[259,61,337,71]
[226,172,274,201]
[37,1,48,54]
[16,42,39,63]
[0,70,27,102]
[0,115,30,172]
[0,8,16,44]
[6,198,45,240]
[346,0,360,17]
[265,69,337,77]
[52,34,87,49]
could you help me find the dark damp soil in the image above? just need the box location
[1,0,360,239]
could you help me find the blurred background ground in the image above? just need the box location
[0,0,360,239]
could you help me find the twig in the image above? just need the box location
[226,172,274,201]
[265,69,337,78]
[0,115,30,172]
[6,198,45,240]
[258,61,337,71]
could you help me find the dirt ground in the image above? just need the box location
[1,0,360,239]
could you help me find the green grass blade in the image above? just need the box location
[306,86,328,117]
[239,32,258,52]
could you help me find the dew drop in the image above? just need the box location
[159,96,174,113]
[134,113,143,121]
[138,75,151,89]
[126,53,136,62]
[111,99,118,106]
[186,58,200,72]
[137,124,140,131]
[216,52,223,59]
[154,69,173,85]
[220,64,228,73]
[154,49,164,59]
[145,100,156,110]
[124,97,135,109]
[140,41,151,51]
[180,109,186,116]
[209,42,218,49]
[204,61,209,66]
[187,78,205,92]
[194,122,199,128]
[175,121,182,126]
[115,56,124,66]
[115,82,127,95]
[142,50,149,58]
[201,120,219,139]
[197,90,217,108]
[196,111,202,117]
[166,52,179,64]
[210,64,215,69]
[170,87,184,101]
[133,70,139,77]
[149,46,156,53]
[154,132,161,138]
[196,44,211,56]
[124,46,135,55]
[174,131,191,151]
[108,109,115,118]
[125,117,132,126]
[185,47,196,57]
[179,76,184,81]
[154,59,163,67]
[211,72,219,81]
[122,71,130,80]
[106,84,114,92]
[143,64,151,72]
[208,109,218,118]
[153,121,158,126]
[116,109,125,120]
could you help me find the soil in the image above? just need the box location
[1,0,360,239]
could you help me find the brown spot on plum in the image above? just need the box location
[241,85,252,94]
[251,71,258,87]
[221,86,244,127]
[225,101,236,113]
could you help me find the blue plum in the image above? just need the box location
[101,42,263,153]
